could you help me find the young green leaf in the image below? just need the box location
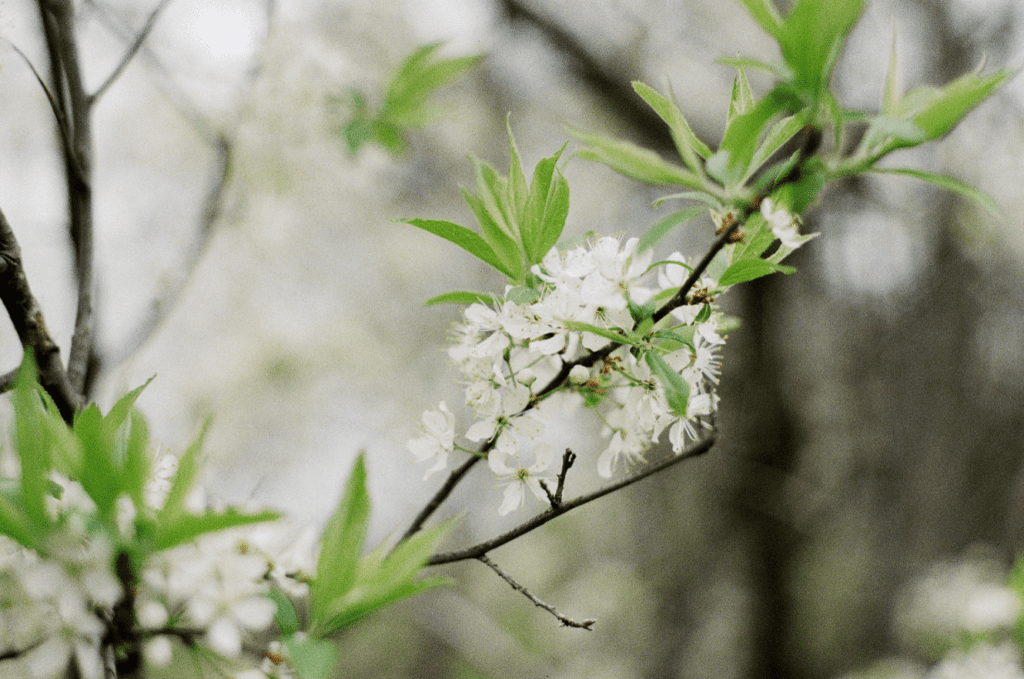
[908,67,1013,142]
[522,143,570,264]
[312,454,371,624]
[869,168,1000,216]
[158,420,211,521]
[506,120,529,228]
[715,91,787,187]
[103,376,155,439]
[777,0,865,96]
[155,508,282,551]
[563,320,637,346]
[120,411,152,511]
[744,110,810,183]
[644,351,690,418]
[737,0,784,40]
[0,494,34,548]
[400,218,515,278]
[283,634,338,679]
[267,589,301,637]
[718,258,795,288]
[637,206,708,253]
[383,43,483,128]
[569,127,705,188]
[424,290,498,307]
[728,67,755,125]
[461,189,524,280]
[631,81,711,172]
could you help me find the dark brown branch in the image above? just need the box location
[401,452,485,542]
[0,205,81,419]
[89,0,174,106]
[37,0,95,394]
[477,553,595,629]
[429,432,716,565]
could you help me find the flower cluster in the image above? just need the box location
[408,236,729,514]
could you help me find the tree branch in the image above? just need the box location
[0,205,81,419]
[37,0,96,394]
[428,432,716,565]
[477,553,595,629]
[104,134,234,367]
[89,0,175,106]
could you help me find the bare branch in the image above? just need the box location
[477,553,595,630]
[89,0,175,106]
[401,453,485,542]
[428,432,716,565]
[105,134,234,366]
[36,0,96,394]
[539,448,576,509]
[0,205,81,419]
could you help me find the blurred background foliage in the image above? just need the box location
[2,0,1024,677]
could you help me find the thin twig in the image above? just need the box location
[105,134,234,366]
[401,453,484,542]
[0,205,81,419]
[477,553,595,630]
[89,0,175,106]
[540,448,576,508]
[429,432,716,565]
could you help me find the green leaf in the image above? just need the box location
[317,520,452,634]
[75,404,120,517]
[506,286,541,304]
[424,290,497,306]
[400,218,515,278]
[908,67,1012,142]
[383,43,483,127]
[283,634,337,679]
[644,351,690,417]
[869,168,1000,216]
[569,127,704,188]
[715,91,788,187]
[522,143,570,264]
[652,191,722,209]
[563,320,636,346]
[778,0,865,95]
[460,190,524,281]
[506,120,529,228]
[155,508,281,551]
[732,211,775,260]
[631,81,711,172]
[472,159,518,241]
[268,589,301,637]
[312,454,371,624]
[882,27,900,115]
[717,55,789,79]
[120,411,151,511]
[744,110,810,182]
[728,67,756,125]
[103,376,154,439]
[638,206,708,253]
[718,258,794,287]
[737,0,784,39]
[158,420,210,521]
[0,493,34,548]
[10,352,51,532]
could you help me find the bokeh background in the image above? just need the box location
[2,0,1024,677]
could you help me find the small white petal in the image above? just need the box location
[143,636,174,667]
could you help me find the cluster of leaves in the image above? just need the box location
[338,42,483,156]
[272,454,450,679]
[401,121,571,304]
[571,0,1010,257]
[2,351,279,572]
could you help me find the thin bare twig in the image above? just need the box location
[477,553,595,630]
[105,134,234,366]
[539,448,576,509]
[89,0,175,106]
[0,205,81,419]
[429,432,716,565]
